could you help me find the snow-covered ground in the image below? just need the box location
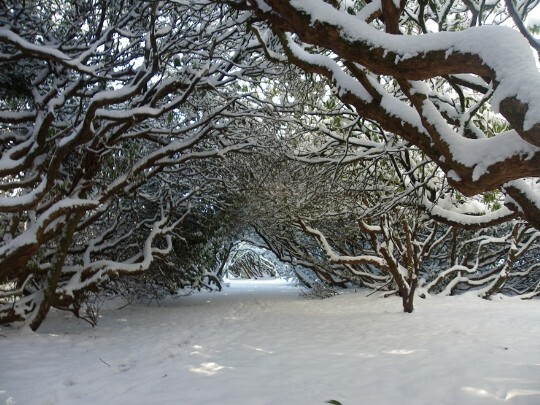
[1,279,540,405]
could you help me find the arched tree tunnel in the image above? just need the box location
[1,0,540,330]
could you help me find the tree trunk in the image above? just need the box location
[402,294,414,313]
[28,214,81,331]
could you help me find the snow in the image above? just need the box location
[284,34,373,102]
[0,178,47,209]
[422,194,517,226]
[356,0,381,22]
[272,0,540,186]
[505,179,540,212]
[0,29,96,75]
[411,80,540,176]
[287,0,540,130]
[1,279,540,404]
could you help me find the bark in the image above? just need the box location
[244,0,540,228]
[28,213,81,331]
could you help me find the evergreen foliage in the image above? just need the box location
[1,0,539,328]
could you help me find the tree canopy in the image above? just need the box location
[1,0,540,329]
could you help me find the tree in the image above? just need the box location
[233,95,540,311]
[109,195,243,306]
[3,0,540,329]
[225,244,278,279]
[299,213,539,311]
[235,0,540,229]
[0,0,279,329]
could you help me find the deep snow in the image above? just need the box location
[1,279,540,404]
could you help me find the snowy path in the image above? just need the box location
[1,279,540,404]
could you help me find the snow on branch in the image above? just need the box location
[245,0,540,227]
[297,219,386,267]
